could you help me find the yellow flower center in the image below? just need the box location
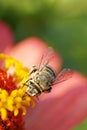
[0,54,35,120]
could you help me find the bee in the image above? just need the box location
[23,47,72,97]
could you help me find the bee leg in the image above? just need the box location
[29,65,38,75]
[43,87,52,93]
[23,66,38,86]
[36,96,39,102]
[21,80,29,88]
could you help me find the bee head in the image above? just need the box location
[26,81,41,96]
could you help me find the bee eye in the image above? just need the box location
[30,81,33,85]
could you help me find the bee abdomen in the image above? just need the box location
[45,65,56,79]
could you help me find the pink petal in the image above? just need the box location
[8,37,62,72]
[24,71,87,130]
[8,37,87,129]
[0,21,14,53]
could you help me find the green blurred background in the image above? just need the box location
[0,0,87,129]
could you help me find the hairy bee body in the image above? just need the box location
[24,65,56,96]
[23,47,72,97]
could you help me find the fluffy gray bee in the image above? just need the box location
[23,47,72,97]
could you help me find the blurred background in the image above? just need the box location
[0,0,87,129]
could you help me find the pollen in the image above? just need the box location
[0,53,29,83]
[0,53,35,125]
[0,77,34,120]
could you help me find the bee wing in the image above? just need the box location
[39,47,55,67]
[53,68,73,85]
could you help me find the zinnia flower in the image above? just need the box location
[0,21,87,130]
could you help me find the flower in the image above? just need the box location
[0,53,35,129]
[1,21,87,130]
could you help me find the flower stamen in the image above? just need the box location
[0,53,35,124]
